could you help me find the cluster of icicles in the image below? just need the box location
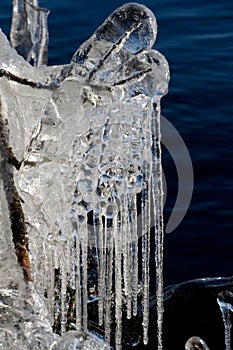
[4,1,233,349]
[38,104,163,349]
[13,2,166,349]
[21,73,165,348]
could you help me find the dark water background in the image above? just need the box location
[1,1,232,288]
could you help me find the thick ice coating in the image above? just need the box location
[0,2,169,350]
[72,3,158,84]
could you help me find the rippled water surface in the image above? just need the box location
[0,0,232,286]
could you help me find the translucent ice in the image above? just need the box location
[10,0,50,66]
[51,331,110,350]
[185,336,210,350]
[1,2,169,349]
[217,290,233,350]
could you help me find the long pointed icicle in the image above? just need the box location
[142,160,151,345]
[115,211,123,350]
[104,221,114,343]
[217,291,233,350]
[152,104,164,350]
[79,211,88,332]
[60,249,67,333]
[94,209,104,326]
[128,193,138,317]
[124,197,132,320]
[75,229,82,332]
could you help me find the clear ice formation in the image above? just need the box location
[185,336,210,350]
[0,2,169,349]
[10,0,49,66]
[217,291,233,350]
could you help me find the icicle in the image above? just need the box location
[57,228,74,334]
[75,230,82,332]
[217,290,233,350]
[127,193,138,316]
[10,0,50,66]
[53,246,59,270]
[151,103,164,350]
[104,219,114,343]
[76,209,88,332]
[115,208,123,350]
[94,209,104,326]
[45,247,55,323]
[60,248,67,333]
[80,214,88,332]
[69,235,76,290]
[41,243,47,292]
[65,238,71,279]
[122,194,132,320]
[141,159,151,345]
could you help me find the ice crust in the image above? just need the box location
[0,2,169,349]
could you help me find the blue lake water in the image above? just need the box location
[1,1,232,287]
